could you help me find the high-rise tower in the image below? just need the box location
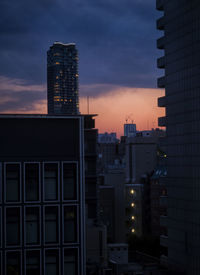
[157,0,200,273]
[47,42,79,115]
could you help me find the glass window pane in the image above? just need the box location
[6,252,20,275]
[44,163,58,201]
[26,250,40,275]
[45,207,58,244]
[64,206,77,243]
[64,249,77,275]
[6,164,20,202]
[25,164,39,201]
[45,250,59,275]
[6,208,20,246]
[26,208,39,245]
[63,163,76,200]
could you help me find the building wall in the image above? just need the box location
[157,0,200,273]
[0,115,85,275]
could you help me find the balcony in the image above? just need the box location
[157,36,165,49]
[158,116,166,127]
[157,16,165,30]
[160,235,168,247]
[160,215,168,227]
[157,76,165,88]
[157,56,165,69]
[158,96,166,107]
[156,0,164,11]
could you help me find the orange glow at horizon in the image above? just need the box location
[80,87,165,137]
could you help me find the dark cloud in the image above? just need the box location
[0,0,161,93]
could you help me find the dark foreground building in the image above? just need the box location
[157,0,200,273]
[0,114,85,275]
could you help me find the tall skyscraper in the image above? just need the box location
[47,42,79,115]
[157,0,200,273]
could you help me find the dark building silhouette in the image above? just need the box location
[0,114,85,275]
[47,42,79,115]
[157,0,200,273]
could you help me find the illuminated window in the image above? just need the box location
[131,229,135,233]
[131,203,135,207]
[55,62,60,65]
[131,216,135,220]
[130,189,135,194]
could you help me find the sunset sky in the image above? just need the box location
[0,0,164,137]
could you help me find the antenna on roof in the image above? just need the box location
[87,96,90,114]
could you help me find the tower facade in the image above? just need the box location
[47,42,79,115]
[157,0,200,273]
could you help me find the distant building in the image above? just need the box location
[98,132,118,143]
[0,114,85,275]
[124,123,137,137]
[47,42,79,115]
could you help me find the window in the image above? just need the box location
[64,249,77,275]
[6,251,21,275]
[44,163,58,201]
[6,208,20,246]
[26,250,40,275]
[45,250,59,275]
[5,164,20,202]
[25,207,40,245]
[63,163,77,200]
[45,207,58,244]
[64,206,77,243]
[25,163,39,201]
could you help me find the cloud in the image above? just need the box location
[0,0,160,91]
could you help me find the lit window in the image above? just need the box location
[130,189,135,194]
[131,203,135,207]
[55,62,60,65]
[131,229,135,233]
[131,216,135,220]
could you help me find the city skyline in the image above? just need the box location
[0,0,163,135]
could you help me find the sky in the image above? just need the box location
[0,0,164,136]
